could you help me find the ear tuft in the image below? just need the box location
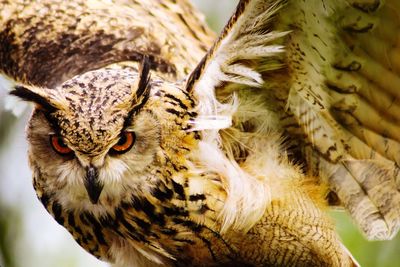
[10,85,57,112]
[130,55,151,112]
[137,55,151,98]
[123,55,152,127]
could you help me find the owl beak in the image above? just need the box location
[84,166,104,204]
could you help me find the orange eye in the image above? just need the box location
[111,132,135,154]
[50,135,73,155]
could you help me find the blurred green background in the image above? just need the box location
[0,1,399,266]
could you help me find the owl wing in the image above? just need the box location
[0,0,214,88]
[187,0,400,241]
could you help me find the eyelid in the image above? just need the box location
[49,133,68,143]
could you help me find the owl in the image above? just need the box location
[1,0,400,266]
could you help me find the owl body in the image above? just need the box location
[26,64,351,266]
[3,0,400,266]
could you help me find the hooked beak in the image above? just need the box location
[84,166,103,204]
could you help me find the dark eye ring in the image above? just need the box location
[50,135,73,155]
[111,132,135,154]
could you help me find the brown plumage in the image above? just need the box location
[1,0,400,266]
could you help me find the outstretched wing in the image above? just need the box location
[187,0,400,240]
[0,0,214,88]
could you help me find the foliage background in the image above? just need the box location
[0,1,399,266]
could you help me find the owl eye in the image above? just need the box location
[111,132,135,154]
[50,135,73,155]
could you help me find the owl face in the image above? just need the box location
[11,63,183,210]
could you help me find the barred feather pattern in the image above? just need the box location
[192,0,400,241]
[3,0,400,266]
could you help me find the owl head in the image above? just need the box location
[10,58,194,209]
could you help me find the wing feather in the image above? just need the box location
[0,0,213,87]
[188,0,400,240]
[282,0,400,240]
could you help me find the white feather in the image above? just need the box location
[195,140,270,233]
[188,1,290,233]
[188,115,232,131]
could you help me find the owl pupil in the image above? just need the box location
[117,135,127,146]
[58,137,67,147]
